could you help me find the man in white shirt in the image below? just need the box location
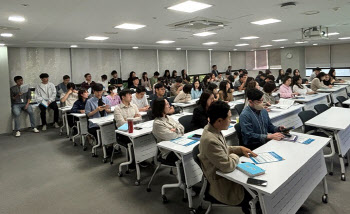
[35,73,59,130]
[131,86,150,112]
[308,67,321,82]
[114,89,141,128]
[60,82,78,107]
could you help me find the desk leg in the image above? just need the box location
[92,130,102,157]
[59,112,65,136]
[161,160,182,203]
[65,113,70,137]
[118,143,133,177]
[322,177,329,203]
[334,131,347,181]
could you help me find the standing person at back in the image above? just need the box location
[81,73,96,90]
[110,70,123,91]
[170,77,184,96]
[211,65,219,77]
[131,86,150,112]
[11,76,39,137]
[35,73,60,130]
[56,75,70,99]
[150,71,159,88]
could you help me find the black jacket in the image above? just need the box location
[191,105,209,130]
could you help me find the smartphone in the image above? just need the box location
[247,178,268,187]
[282,126,294,133]
[230,120,236,124]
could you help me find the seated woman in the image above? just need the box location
[218,80,233,102]
[207,83,219,102]
[191,79,202,99]
[323,74,334,86]
[141,72,152,90]
[201,74,211,91]
[106,85,121,106]
[329,68,345,83]
[191,92,214,130]
[292,76,316,95]
[174,84,192,103]
[311,72,333,91]
[279,76,299,98]
[262,81,278,105]
[152,98,185,162]
[69,89,89,128]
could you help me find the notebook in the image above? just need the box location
[237,162,265,177]
[117,123,128,131]
[273,98,295,109]
[250,152,284,164]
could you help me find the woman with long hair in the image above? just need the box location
[127,71,136,88]
[141,72,152,90]
[218,80,233,102]
[292,75,315,95]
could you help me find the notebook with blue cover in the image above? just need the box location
[237,162,265,177]
[117,123,128,131]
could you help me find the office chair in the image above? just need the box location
[298,111,335,175]
[234,103,245,115]
[179,115,194,133]
[168,96,176,104]
[85,114,98,156]
[146,109,154,120]
[347,93,350,98]
[314,104,329,114]
[234,123,243,146]
[336,96,348,107]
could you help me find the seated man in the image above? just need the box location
[56,75,70,99]
[81,73,96,90]
[11,76,39,137]
[131,86,150,112]
[35,73,59,131]
[85,84,111,141]
[151,83,175,114]
[233,73,247,91]
[170,77,183,96]
[129,77,139,89]
[60,82,78,107]
[110,70,123,91]
[114,89,141,128]
[198,101,257,214]
[240,88,285,150]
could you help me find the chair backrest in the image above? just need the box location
[192,144,201,168]
[347,93,350,98]
[298,111,317,133]
[146,109,154,120]
[234,103,245,115]
[146,90,153,96]
[168,96,175,104]
[234,122,243,146]
[314,104,329,114]
[337,96,347,106]
[179,115,194,133]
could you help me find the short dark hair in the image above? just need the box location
[132,77,139,81]
[136,85,146,93]
[263,81,276,93]
[63,75,70,80]
[260,73,266,78]
[266,75,275,81]
[228,75,235,82]
[258,71,263,75]
[247,88,263,101]
[78,89,88,101]
[175,77,183,83]
[212,65,217,68]
[84,73,91,78]
[67,82,75,90]
[154,83,165,90]
[183,84,192,94]
[198,92,212,110]
[119,89,132,100]
[233,71,239,76]
[111,70,118,75]
[314,67,322,72]
[93,83,104,92]
[39,73,49,79]
[14,76,23,82]
[239,74,245,79]
[152,98,166,118]
[208,101,230,125]
[108,85,116,93]
[208,83,218,91]
[101,74,107,80]
[154,71,160,76]
[282,76,291,84]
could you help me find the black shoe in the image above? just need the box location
[139,161,149,168]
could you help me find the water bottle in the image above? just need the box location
[127,118,134,133]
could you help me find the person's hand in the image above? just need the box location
[170,128,176,132]
[240,146,257,158]
[178,86,183,91]
[265,102,271,107]
[18,92,23,96]
[97,106,105,111]
[80,110,85,113]
[264,106,271,112]
[48,101,51,105]
[267,133,285,140]
[279,126,287,132]
[292,92,299,96]
[73,90,78,93]
[134,114,141,118]
[329,85,333,88]
[24,104,29,110]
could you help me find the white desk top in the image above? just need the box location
[172,99,199,107]
[70,113,86,118]
[334,81,350,85]
[216,132,330,195]
[233,91,245,96]
[292,93,328,103]
[268,104,304,120]
[228,99,245,109]
[317,84,347,92]
[59,106,72,112]
[305,107,350,130]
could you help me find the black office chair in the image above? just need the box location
[314,104,329,114]
[336,96,348,107]
[166,91,171,97]
[168,96,175,104]
[146,90,153,96]
[347,93,350,98]
[149,94,155,101]
[234,123,243,146]
[234,103,245,115]
[179,115,194,133]
[146,109,154,120]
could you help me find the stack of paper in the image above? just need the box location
[273,98,294,109]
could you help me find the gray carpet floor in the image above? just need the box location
[1,128,350,214]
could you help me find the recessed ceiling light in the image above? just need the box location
[272,39,288,42]
[1,33,13,37]
[114,23,146,30]
[295,41,308,44]
[202,42,218,45]
[0,43,5,46]
[132,47,139,49]
[218,24,224,27]
[233,49,237,51]
[313,44,318,46]
[235,43,249,46]
[8,16,25,22]
[85,36,109,41]
[326,32,339,36]
[303,10,320,15]
[208,49,213,51]
[250,49,255,51]
[240,36,259,40]
[176,48,181,50]
[193,31,216,37]
[70,45,78,48]
[156,40,175,44]
[167,1,212,13]
[280,47,285,49]
[338,37,350,40]
[251,18,281,25]
[260,45,273,47]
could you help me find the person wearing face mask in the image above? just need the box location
[106,85,121,106]
[239,89,286,150]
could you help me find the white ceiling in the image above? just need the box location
[1,0,350,51]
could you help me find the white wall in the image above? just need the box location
[0,47,12,134]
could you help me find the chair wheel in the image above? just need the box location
[110,161,114,165]
[322,194,328,203]
[146,188,151,192]
[182,197,188,202]
[73,142,77,146]
[83,147,87,151]
[125,170,130,174]
[118,172,123,177]
[169,170,174,175]
[162,195,168,203]
[91,153,98,158]
[341,174,346,181]
[103,158,107,163]
[329,172,333,176]
[189,208,197,214]
[346,163,349,167]
[135,180,140,186]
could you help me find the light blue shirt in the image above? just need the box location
[85,96,110,128]
[191,88,202,99]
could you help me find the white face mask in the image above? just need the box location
[254,103,264,111]
[112,89,118,94]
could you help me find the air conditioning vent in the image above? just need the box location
[168,17,229,32]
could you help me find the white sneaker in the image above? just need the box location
[15,131,21,137]
[33,128,39,133]
[42,125,47,131]
[54,123,60,128]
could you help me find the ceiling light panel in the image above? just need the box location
[85,36,109,40]
[114,23,146,30]
[339,37,350,40]
[260,45,272,47]
[272,39,288,42]
[193,31,216,37]
[8,16,25,22]
[1,33,13,37]
[235,43,249,46]
[240,36,259,40]
[295,41,308,44]
[156,40,175,44]
[167,1,212,13]
[202,42,218,45]
[251,18,281,25]
[326,32,339,36]
[70,45,78,48]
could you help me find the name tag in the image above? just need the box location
[21,99,24,103]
